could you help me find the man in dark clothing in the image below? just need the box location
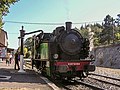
[14,51,20,70]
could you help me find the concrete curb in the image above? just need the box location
[40,76,60,90]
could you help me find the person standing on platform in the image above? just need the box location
[9,53,12,64]
[6,52,10,66]
[14,51,20,70]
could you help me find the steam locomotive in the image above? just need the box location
[31,22,95,80]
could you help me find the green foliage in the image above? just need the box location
[79,23,103,46]
[24,37,33,51]
[94,37,100,46]
[23,14,120,50]
[24,37,33,58]
[116,14,120,26]
[115,33,120,40]
[100,15,114,44]
[0,17,4,28]
[0,0,19,28]
[80,27,89,38]
[91,23,102,46]
[78,14,120,47]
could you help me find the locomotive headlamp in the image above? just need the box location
[53,54,59,59]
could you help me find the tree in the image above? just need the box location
[113,14,120,43]
[79,23,103,46]
[100,15,115,44]
[116,14,120,26]
[79,25,89,38]
[115,33,120,40]
[0,0,19,28]
[24,37,33,58]
[91,23,103,46]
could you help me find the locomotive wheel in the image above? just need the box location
[67,77,72,81]
[34,60,40,69]
[51,73,56,80]
[51,72,62,80]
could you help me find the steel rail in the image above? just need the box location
[90,73,120,81]
[76,80,104,90]
[88,76,120,88]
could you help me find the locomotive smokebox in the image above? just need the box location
[66,22,72,31]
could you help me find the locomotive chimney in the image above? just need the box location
[66,22,72,31]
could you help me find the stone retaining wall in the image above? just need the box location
[93,43,120,69]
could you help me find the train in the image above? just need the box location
[31,22,95,80]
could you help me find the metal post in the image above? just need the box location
[18,26,25,73]
[18,37,21,46]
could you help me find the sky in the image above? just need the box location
[3,0,120,49]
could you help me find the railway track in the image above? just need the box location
[89,73,120,81]
[24,60,120,90]
[75,80,104,90]
[58,79,104,90]
[88,76,120,87]
[86,73,120,90]
[24,62,103,90]
[60,72,120,90]
[89,73,120,86]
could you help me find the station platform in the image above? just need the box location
[0,60,53,90]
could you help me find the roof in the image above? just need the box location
[0,29,8,47]
[0,29,8,39]
[0,42,6,47]
[7,48,15,53]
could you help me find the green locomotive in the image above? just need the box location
[31,22,95,80]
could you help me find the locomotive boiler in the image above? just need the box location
[31,22,95,80]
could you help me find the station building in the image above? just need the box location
[0,29,8,60]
